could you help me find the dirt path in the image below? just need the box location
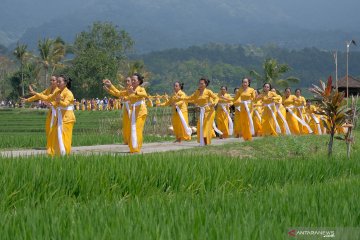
[0,138,245,158]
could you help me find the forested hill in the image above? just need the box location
[138,44,360,94]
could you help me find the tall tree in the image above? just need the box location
[38,38,52,86]
[250,58,299,89]
[51,37,66,74]
[69,22,134,98]
[0,56,15,99]
[38,37,66,87]
[13,43,28,96]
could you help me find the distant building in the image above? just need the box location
[338,75,360,97]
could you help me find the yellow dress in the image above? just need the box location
[252,99,263,136]
[258,92,282,136]
[86,100,91,111]
[306,105,322,135]
[216,93,233,138]
[155,97,161,106]
[233,87,256,140]
[35,88,76,156]
[127,86,148,153]
[233,97,242,137]
[282,95,301,135]
[75,101,80,110]
[25,87,58,149]
[273,94,291,135]
[294,95,310,134]
[160,90,191,141]
[81,101,85,111]
[182,88,219,145]
[146,98,153,108]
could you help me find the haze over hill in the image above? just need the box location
[1,0,359,52]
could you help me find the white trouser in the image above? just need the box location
[263,103,281,134]
[286,106,313,133]
[275,104,291,135]
[130,100,145,149]
[254,109,261,122]
[175,106,192,137]
[240,100,255,136]
[56,105,74,156]
[219,103,233,136]
[311,113,322,135]
[50,106,56,128]
[199,104,210,146]
[123,101,130,119]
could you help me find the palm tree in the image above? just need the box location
[38,38,53,86]
[38,37,66,86]
[250,58,299,89]
[24,61,41,89]
[13,43,28,96]
[50,37,66,74]
[117,60,151,87]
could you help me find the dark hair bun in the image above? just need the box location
[59,74,72,89]
[134,73,144,84]
[200,77,210,87]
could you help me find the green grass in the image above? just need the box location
[0,133,359,239]
[194,133,359,160]
[1,108,359,239]
[0,108,176,149]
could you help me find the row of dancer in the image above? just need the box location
[155,78,323,142]
[21,74,330,156]
[104,76,325,151]
[74,94,169,111]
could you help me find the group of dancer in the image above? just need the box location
[22,73,333,157]
[21,75,75,156]
[74,94,169,111]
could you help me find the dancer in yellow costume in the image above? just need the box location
[103,77,132,145]
[294,89,312,134]
[146,96,153,108]
[21,75,58,149]
[252,90,263,136]
[252,100,263,136]
[86,100,91,111]
[81,99,85,111]
[271,88,291,136]
[233,78,256,141]
[306,100,322,135]
[155,95,161,106]
[282,88,302,135]
[107,73,147,153]
[29,75,76,156]
[216,86,233,139]
[257,83,282,136]
[74,99,80,110]
[232,88,242,138]
[180,78,218,146]
[159,82,192,142]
